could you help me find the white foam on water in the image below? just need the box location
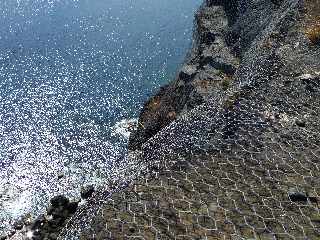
[0,0,201,236]
[110,118,138,139]
[0,114,123,234]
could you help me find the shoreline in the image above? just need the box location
[6,0,320,239]
[2,119,143,239]
[74,0,320,239]
[0,0,201,238]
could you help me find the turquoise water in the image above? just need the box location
[0,0,201,233]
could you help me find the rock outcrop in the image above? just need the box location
[128,1,240,150]
[48,0,320,239]
[6,196,78,240]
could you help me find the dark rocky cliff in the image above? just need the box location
[128,0,240,151]
[12,0,319,239]
[129,0,320,153]
[70,0,320,239]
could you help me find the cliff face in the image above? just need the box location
[128,1,240,150]
[60,0,320,239]
[129,0,320,152]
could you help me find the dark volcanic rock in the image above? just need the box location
[50,195,69,208]
[67,201,78,214]
[8,195,79,240]
[289,191,308,202]
[80,185,95,199]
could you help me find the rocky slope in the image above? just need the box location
[129,0,320,153]
[128,0,240,151]
[11,0,320,239]
[69,0,320,239]
[67,0,320,239]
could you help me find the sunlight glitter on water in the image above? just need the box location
[0,0,201,234]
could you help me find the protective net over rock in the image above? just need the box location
[59,0,320,239]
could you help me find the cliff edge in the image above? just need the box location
[67,0,320,239]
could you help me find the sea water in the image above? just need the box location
[0,0,201,233]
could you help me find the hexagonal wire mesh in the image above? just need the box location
[59,0,320,239]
